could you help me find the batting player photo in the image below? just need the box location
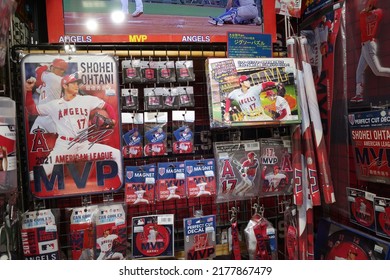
[25,74,123,183]
[351,0,390,102]
[234,152,259,196]
[224,76,277,123]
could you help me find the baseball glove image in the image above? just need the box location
[90,110,115,129]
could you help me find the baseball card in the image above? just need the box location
[260,138,293,196]
[95,203,127,260]
[69,205,98,260]
[125,164,156,205]
[214,141,261,202]
[205,58,300,129]
[21,54,123,198]
[122,59,141,84]
[347,187,376,231]
[184,158,216,198]
[21,209,60,260]
[121,112,144,159]
[156,161,186,201]
[374,196,390,239]
[121,88,138,111]
[172,110,195,155]
[184,214,217,260]
[144,112,168,157]
[315,218,390,260]
[132,214,174,259]
[348,109,390,184]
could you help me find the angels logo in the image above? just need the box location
[348,114,355,125]
[159,168,166,176]
[126,171,134,180]
[186,165,193,175]
[135,224,171,257]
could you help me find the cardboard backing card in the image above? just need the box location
[184,214,216,260]
[347,187,376,231]
[184,158,216,198]
[156,161,186,201]
[21,209,60,260]
[125,164,156,205]
[374,196,390,239]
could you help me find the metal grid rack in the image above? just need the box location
[10,43,291,259]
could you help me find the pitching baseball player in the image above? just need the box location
[30,58,68,133]
[134,186,149,204]
[262,165,288,192]
[233,152,259,196]
[208,0,262,26]
[224,76,276,122]
[265,89,292,120]
[196,177,211,197]
[96,228,124,260]
[25,74,122,183]
[351,0,390,102]
[166,182,181,200]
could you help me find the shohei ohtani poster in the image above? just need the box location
[22,54,123,198]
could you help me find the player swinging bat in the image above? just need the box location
[232,152,259,196]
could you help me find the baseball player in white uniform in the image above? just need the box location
[31,58,68,133]
[25,74,122,183]
[265,89,293,120]
[166,182,180,200]
[224,76,276,123]
[351,0,390,102]
[262,165,288,192]
[96,229,124,260]
[122,0,143,17]
[208,0,261,26]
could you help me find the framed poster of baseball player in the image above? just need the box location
[315,218,390,260]
[205,58,300,129]
[22,54,123,198]
[348,109,390,184]
[347,187,376,231]
[132,214,174,259]
[374,196,390,239]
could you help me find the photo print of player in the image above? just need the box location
[206,58,300,128]
[95,204,127,260]
[49,0,276,43]
[185,159,216,198]
[156,161,186,201]
[125,164,156,205]
[22,54,123,198]
[349,0,390,103]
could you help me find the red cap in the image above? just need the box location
[239,75,249,83]
[273,165,280,170]
[266,90,275,97]
[248,152,255,159]
[61,74,82,87]
[51,58,68,70]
